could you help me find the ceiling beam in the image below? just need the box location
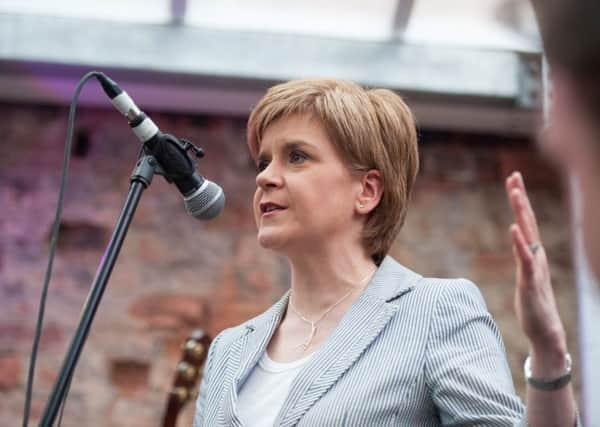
[170,0,187,25]
[391,0,415,39]
[0,13,542,136]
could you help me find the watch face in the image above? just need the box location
[565,353,573,371]
[523,355,532,378]
[524,353,572,379]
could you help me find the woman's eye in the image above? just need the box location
[257,159,269,172]
[290,150,308,164]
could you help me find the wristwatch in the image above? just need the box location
[524,353,572,391]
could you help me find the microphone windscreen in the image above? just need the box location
[184,180,225,220]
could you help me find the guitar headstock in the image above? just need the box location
[162,329,212,427]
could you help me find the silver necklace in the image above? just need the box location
[288,270,374,351]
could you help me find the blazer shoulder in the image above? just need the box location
[412,276,487,308]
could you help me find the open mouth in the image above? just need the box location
[260,202,287,214]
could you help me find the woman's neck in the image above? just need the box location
[286,244,377,318]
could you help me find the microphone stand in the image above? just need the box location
[38,154,160,427]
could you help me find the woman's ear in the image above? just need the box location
[356,169,383,214]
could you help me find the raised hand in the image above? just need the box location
[505,171,567,368]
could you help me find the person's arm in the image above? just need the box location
[425,279,524,425]
[506,171,577,427]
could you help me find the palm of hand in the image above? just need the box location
[506,172,566,352]
[514,246,564,349]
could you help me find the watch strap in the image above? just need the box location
[524,353,572,391]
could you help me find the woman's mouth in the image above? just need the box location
[260,202,287,216]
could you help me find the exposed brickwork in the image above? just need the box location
[0,353,20,390]
[109,359,150,396]
[0,104,579,425]
[129,294,207,330]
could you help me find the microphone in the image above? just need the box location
[96,73,225,220]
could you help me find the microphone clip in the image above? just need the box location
[179,138,205,159]
[141,133,206,197]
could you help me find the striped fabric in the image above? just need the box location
[194,256,527,426]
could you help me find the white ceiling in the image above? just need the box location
[0,0,541,51]
[0,0,543,135]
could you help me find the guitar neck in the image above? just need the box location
[161,330,211,427]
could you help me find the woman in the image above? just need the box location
[194,79,524,426]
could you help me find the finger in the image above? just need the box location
[513,172,541,241]
[511,243,525,288]
[506,171,540,242]
[511,240,523,274]
[506,172,529,223]
[506,172,520,216]
[510,223,535,278]
[505,171,520,200]
[509,188,537,244]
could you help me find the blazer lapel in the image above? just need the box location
[276,257,421,427]
[220,292,290,426]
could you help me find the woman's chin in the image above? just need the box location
[256,230,287,251]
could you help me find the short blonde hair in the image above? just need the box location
[247,79,419,264]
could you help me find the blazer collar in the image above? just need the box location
[219,293,290,426]
[221,256,421,427]
[362,255,422,302]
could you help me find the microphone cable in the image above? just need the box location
[22,71,103,427]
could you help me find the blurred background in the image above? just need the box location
[0,1,580,426]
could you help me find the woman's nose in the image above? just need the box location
[256,162,283,189]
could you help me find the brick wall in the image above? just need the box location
[0,104,579,426]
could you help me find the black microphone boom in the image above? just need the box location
[96,73,225,220]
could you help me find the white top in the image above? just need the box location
[237,350,314,427]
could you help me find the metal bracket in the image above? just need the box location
[517,52,544,109]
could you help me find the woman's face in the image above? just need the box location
[252,114,362,253]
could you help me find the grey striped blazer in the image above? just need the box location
[193,256,526,426]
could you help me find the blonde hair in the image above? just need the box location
[247,79,419,264]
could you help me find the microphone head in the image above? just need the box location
[184,180,225,220]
